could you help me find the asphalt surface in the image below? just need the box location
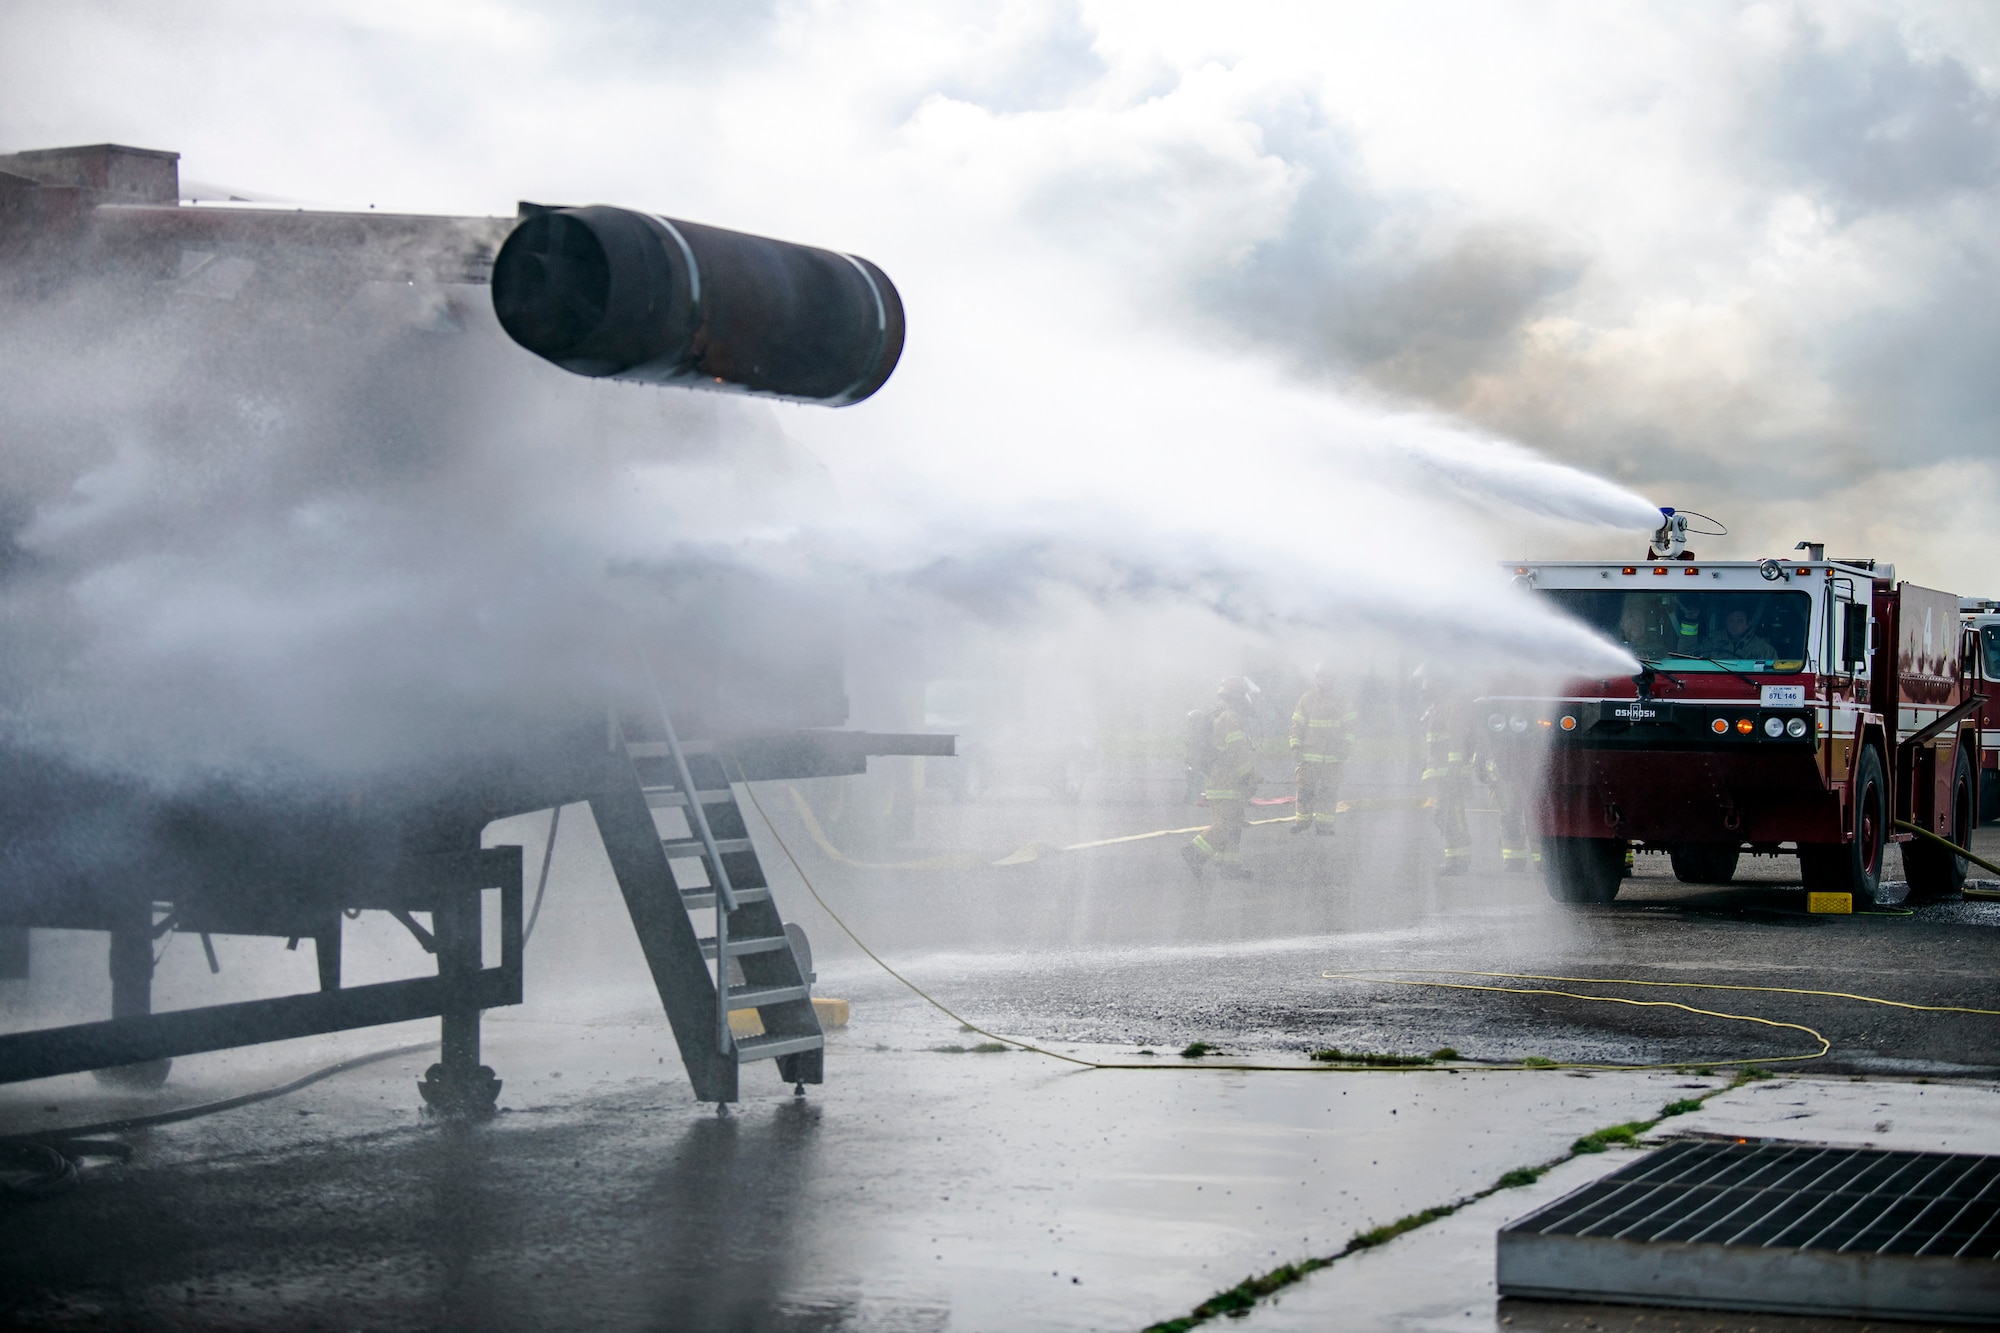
[774,758,2000,1080]
[2,751,1998,1330]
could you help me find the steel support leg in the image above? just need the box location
[417,889,500,1117]
[95,911,172,1088]
[109,922,151,1020]
[314,916,342,992]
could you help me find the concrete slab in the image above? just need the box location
[1230,1076,2000,1332]
[0,999,1720,1331]
[1660,1076,2000,1155]
[9,785,2000,1329]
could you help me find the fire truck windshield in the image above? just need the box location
[1540,589,1813,673]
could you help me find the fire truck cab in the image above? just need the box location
[1961,599,2000,826]
[1494,537,1983,906]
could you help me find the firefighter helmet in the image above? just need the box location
[1217,675,1259,704]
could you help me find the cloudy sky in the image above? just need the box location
[5,0,1998,607]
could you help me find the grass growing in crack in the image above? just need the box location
[1519,1055,1558,1068]
[1350,1203,1458,1249]
[1573,1121,1649,1153]
[1308,1048,1432,1067]
[1141,1068,1758,1331]
[1180,1042,1218,1059]
[1141,1257,1338,1331]
[1141,1196,1485,1332]
[1430,1047,1461,1061]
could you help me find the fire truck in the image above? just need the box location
[1962,598,2000,825]
[1492,512,1985,905]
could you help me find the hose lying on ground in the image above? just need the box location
[735,765,1996,1077]
[1896,820,2000,899]
[0,1040,437,1200]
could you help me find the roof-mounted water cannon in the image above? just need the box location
[1645,507,1725,562]
[1648,510,1688,560]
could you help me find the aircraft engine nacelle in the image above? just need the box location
[490,204,904,406]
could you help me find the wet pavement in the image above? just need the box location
[4,758,2000,1329]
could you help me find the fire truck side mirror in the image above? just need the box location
[1841,603,1869,672]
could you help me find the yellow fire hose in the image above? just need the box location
[733,764,2000,1075]
[1895,820,2000,899]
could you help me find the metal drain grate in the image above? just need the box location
[1499,1141,2000,1323]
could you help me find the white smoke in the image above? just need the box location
[0,237,1655,795]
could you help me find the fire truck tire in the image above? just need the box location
[1905,743,1976,900]
[1668,844,1740,884]
[1541,837,1623,905]
[1800,745,1886,901]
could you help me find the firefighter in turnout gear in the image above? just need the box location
[1183,677,1260,882]
[1182,707,1213,804]
[1289,663,1354,835]
[1419,670,1475,876]
[1484,713,1540,873]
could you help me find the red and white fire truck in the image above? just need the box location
[1962,598,2000,825]
[1492,512,1985,905]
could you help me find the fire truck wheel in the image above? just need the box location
[1801,745,1886,901]
[1541,837,1623,905]
[1668,844,1740,885]
[1905,742,1976,900]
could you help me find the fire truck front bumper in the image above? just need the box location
[1539,743,1841,846]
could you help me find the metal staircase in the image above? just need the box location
[587,703,823,1105]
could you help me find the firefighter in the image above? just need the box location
[1418,668,1475,875]
[1617,598,1676,662]
[1289,662,1354,835]
[1183,676,1260,882]
[1182,706,1213,804]
[1486,720,1539,873]
[1703,606,1775,663]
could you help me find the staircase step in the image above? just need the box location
[642,787,735,810]
[698,934,793,960]
[734,1032,823,1063]
[679,886,770,911]
[727,983,810,1008]
[661,836,753,856]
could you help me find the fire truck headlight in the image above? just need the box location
[1510,716,1528,733]
[1763,716,1785,738]
[1711,718,1729,734]
[1759,559,1786,581]
[1559,715,1577,731]
[1488,713,1507,732]
[1736,718,1755,735]
[1786,717,1808,738]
